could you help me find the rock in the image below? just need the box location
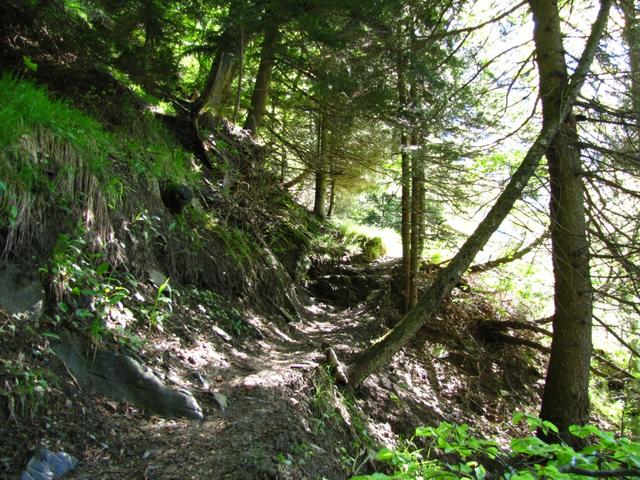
[160,183,193,215]
[212,325,232,342]
[211,392,228,412]
[148,267,169,288]
[53,333,203,420]
[20,448,78,480]
[0,263,45,322]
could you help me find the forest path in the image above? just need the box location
[68,262,386,480]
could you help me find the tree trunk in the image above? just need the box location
[621,0,640,126]
[529,0,597,443]
[400,134,412,311]
[327,162,336,218]
[408,132,423,309]
[233,27,244,123]
[397,60,412,312]
[345,0,611,387]
[194,7,247,116]
[244,24,280,134]
[314,114,328,219]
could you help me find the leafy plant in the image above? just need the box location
[47,228,135,344]
[187,288,247,336]
[0,359,49,423]
[148,277,173,329]
[353,416,640,479]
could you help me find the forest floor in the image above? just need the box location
[2,258,545,480]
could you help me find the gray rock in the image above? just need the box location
[0,263,45,322]
[53,333,203,420]
[148,267,169,288]
[212,392,228,412]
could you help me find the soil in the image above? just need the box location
[1,258,545,480]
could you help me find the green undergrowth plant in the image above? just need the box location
[312,368,377,477]
[312,219,392,263]
[0,74,197,261]
[187,288,248,337]
[0,358,51,424]
[335,220,387,261]
[0,74,194,209]
[46,228,149,349]
[352,414,640,479]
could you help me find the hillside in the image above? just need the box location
[0,72,548,479]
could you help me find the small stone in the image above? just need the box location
[212,326,232,342]
[212,392,228,412]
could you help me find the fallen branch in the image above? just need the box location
[477,319,552,337]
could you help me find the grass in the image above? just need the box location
[0,73,195,185]
[333,219,398,260]
[0,74,198,257]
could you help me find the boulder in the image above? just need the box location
[0,262,45,322]
[52,333,203,420]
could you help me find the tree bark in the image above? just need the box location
[400,133,412,311]
[244,24,280,134]
[194,6,247,116]
[621,0,640,126]
[408,132,423,309]
[529,0,602,444]
[327,163,336,218]
[397,59,412,312]
[345,0,611,387]
[314,113,328,219]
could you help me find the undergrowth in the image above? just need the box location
[0,74,195,239]
[310,368,377,477]
[353,414,640,479]
[312,219,390,264]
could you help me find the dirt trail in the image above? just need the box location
[65,282,381,480]
[7,259,543,480]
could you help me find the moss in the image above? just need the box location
[360,236,386,261]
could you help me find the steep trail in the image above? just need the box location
[65,268,384,480]
[8,257,544,480]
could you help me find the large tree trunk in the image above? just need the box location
[345,0,611,387]
[400,132,411,311]
[621,0,640,126]
[314,113,328,219]
[408,132,423,310]
[194,6,247,116]
[244,24,280,134]
[397,60,412,312]
[530,0,596,443]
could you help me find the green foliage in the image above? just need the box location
[311,368,376,476]
[49,232,119,328]
[0,358,50,422]
[0,74,193,189]
[210,224,261,270]
[187,288,248,337]
[345,191,402,232]
[335,220,388,261]
[0,74,112,159]
[46,228,144,347]
[353,416,640,479]
[147,277,173,329]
